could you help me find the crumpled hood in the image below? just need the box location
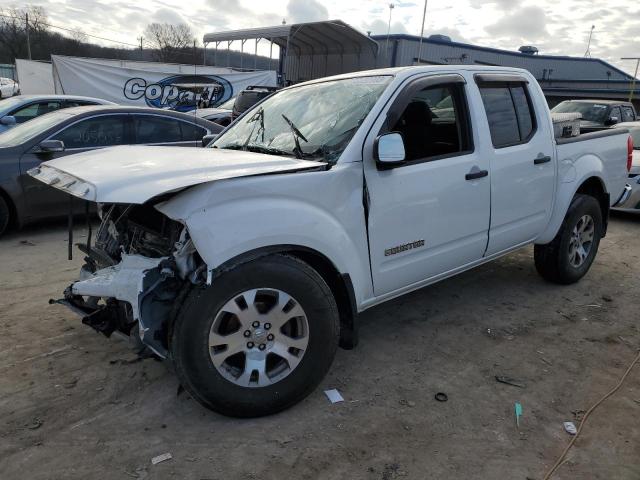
[28,145,324,204]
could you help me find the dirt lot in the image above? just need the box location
[1,214,639,480]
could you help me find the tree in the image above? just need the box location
[0,6,48,61]
[144,23,195,62]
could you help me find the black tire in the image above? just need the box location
[0,195,10,237]
[171,254,340,417]
[534,194,603,284]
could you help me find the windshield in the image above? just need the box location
[213,75,392,163]
[0,110,73,147]
[551,101,609,123]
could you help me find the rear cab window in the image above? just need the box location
[476,76,536,148]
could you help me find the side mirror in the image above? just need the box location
[0,115,16,126]
[374,132,406,169]
[605,116,619,126]
[38,139,65,153]
[202,133,219,147]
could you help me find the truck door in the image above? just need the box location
[474,74,555,255]
[364,74,491,296]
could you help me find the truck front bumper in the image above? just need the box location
[57,254,173,357]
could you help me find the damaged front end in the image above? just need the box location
[55,202,205,358]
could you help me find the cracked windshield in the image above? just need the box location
[213,75,392,163]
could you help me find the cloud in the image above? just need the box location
[286,0,329,24]
[485,6,548,40]
[469,0,522,10]
[361,19,408,36]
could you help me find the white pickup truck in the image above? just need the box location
[30,66,633,417]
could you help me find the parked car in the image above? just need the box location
[0,95,115,133]
[31,66,631,417]
[613,121,640,211]
[551,99,637,129]
[0,105,222,236]
[232,85,278,119]
[196,96,235,126]
[0,77,19,99]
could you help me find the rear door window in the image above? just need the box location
[133,115,183,144]
[180,121,208,141]
[479,83,536,148]
[51,115,128,149]
[622,106,635,122]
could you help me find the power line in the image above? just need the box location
[0,13,140,48]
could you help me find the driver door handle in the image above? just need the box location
[534,156,551,165]
[465,169,489,181]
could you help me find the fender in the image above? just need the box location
[535,153,607,245]
[155,166,374,308]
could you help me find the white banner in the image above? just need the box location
[15,59,55,94]
[51,55,277,111]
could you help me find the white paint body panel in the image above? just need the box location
[33,65,631,313]
[479,77,556,255]
[31,145,324,203]
[156,162,375,306]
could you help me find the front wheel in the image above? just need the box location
[171,254,340,417]
[534,194,603,284]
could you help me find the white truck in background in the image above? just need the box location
[30,66,633,417]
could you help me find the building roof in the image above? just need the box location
[204,20,378,56]
[373,33,636,82]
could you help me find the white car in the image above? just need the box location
[614,121,640,211]
[31,66,632,417]
[0,77,19,99]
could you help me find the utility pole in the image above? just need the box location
[25,13,32,60]
[385,3,395,63]
[416,0,428,64]
[584,25,594,58]
[137,36,143,51]
[621,57,640,102]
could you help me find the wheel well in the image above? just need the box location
[576,177,609,236]
[212,245,359,350]
[0,187,17,228]
[286,248,358,349]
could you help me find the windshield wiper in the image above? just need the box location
[242,107,265,150]
[281,114,308,159]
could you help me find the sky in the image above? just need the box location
[13,0,640,75]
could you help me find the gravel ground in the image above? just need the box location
[0,213,639,480]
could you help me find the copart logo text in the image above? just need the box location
[123,74,233,111]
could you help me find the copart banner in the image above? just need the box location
[52,55,277,111]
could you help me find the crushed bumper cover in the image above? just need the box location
[59,254,172,357]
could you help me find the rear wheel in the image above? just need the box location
[534,194,602,284]
[171,254,340,417]
[0,196,10,237]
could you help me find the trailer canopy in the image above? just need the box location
[203,20,379,83]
